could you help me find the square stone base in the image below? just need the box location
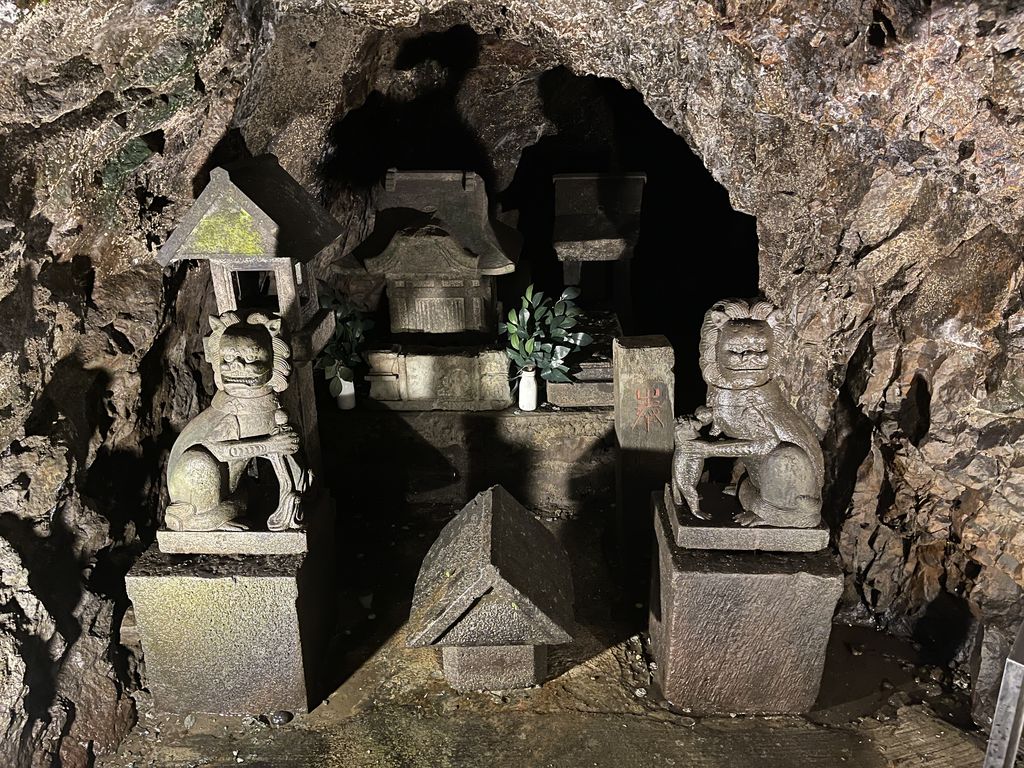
[441,645,547,692]
[649,495,842,714]
[666,485,830,553]
[126,548,322,715]
[157,529,307,555]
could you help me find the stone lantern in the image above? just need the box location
[156,155,338,477]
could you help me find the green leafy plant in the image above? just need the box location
[316,286,375,398]
[498,284,592,384]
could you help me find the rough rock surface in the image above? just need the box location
[1,0,1023,762]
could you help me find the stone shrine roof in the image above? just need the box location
[407,485,574,649]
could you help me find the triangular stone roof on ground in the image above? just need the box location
[407,485,574,648]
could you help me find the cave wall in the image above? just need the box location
[1,0,1023,763]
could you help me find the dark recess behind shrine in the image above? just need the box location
[324,25,759,410]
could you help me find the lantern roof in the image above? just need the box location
[157,155,343,268]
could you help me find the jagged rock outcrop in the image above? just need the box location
[1,0,1022,761]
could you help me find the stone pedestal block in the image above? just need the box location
[441,645,547,692]
[649,491,842,714]
[126,548,323,715]
[667,485,830,552]
[365,346,512,410]
[156,529,307,555]
[546,380,614,408]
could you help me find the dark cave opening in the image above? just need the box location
[323,26,759,411]
[310,22,761,697]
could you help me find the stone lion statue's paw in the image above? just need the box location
[733,510,761,527]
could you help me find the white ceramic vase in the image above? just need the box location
[518,367,538,411]
[335,366,356,410]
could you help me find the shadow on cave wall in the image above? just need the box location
[322,25,760,411]
[323,25,496,198]
[500,67,760,411]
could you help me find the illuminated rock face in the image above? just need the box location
[1,0,1023,760]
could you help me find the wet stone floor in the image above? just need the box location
[104,500,991,768]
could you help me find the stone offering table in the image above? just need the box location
[649,485,842,714]
[322,404,615,519]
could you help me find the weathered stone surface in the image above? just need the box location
[126,548,314,715]
[157,529,308,555]
[325,406,614,517]
[665,485,830,553]
[650,495,843,714]
[545,380,613,408]
[441,645,547,692]
[3,0,1024,759]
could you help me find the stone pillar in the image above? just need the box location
[613,336,674,580]
[649,488,842,714]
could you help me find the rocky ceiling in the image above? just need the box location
[1,0,1023,764]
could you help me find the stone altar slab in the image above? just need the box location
[546,380,614,408]
[156,529,308,555]
[126,548,322,715]
[649,491,842,714]
[323,406,614,518]
[665,485,829,552]
[365,346,512,410]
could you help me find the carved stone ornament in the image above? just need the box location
[670,299,824,528]
[164,311,311,532]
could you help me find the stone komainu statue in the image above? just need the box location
[164,312,311,532]
[671,299,824,528]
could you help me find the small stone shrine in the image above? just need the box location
[407,485,574,691]
[552,173,645,326]
[377,168,519,276]
[552,172,646,286]
[364,223,496,334]
[649,299,842,714]
[358,169,520,410]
